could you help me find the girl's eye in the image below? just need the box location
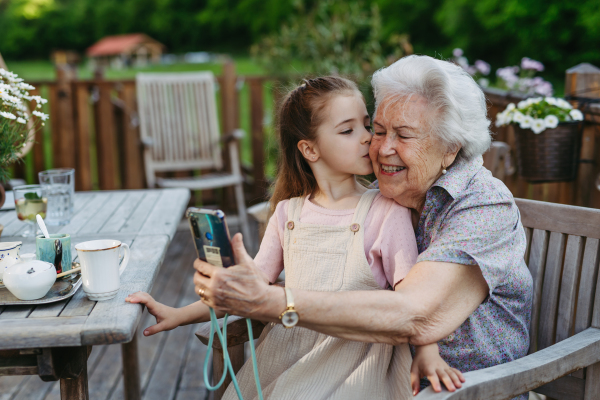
[341,129,353,135]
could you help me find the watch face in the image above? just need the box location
[281,310,299,328]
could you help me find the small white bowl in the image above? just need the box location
[3,260,57,300]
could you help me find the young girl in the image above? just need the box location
[127,76,464,399]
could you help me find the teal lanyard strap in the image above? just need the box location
[203,307,263,400]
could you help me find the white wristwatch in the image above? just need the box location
[279,287,299,328]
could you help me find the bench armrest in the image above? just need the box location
[415,327,600,399]
[221,129,245,143]
[195,316,267,350]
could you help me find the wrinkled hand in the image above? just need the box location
[125,292,183,336]
[194,233,274,318]
[411,343,465,395]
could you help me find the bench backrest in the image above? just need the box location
[136,72,223,187]
[517,198,600,399]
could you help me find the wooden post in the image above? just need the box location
[52,65,77,170]
[121,335,142,400]
[249,78,266,202]
[220,60,238,211]
[95,80,118,190]
[74,83,92,191]
[119,82,145,189]
[565,63,600,207]
[212,344,245,400]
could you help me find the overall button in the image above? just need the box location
[287,221,295,230]
[350,223,360,232]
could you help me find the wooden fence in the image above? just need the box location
[13,61,600,209]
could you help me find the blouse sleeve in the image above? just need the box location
[416,196,525,293]
[253,200,288,283]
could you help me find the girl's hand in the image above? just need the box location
[410,343,465,395]
[125,292,184,336]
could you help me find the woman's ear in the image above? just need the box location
[443,146,461,169]
[298,140,319,162]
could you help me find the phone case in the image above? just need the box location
[186,208,235,268]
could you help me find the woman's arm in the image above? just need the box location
[194,234,489,345]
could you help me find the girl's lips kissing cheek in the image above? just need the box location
[380,164,406,175]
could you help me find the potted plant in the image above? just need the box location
[0,68,48,207]
[495,97,584,182]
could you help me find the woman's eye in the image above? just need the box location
[341,129,353,134]
[374,131,386,136]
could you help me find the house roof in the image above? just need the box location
[87,34,164,57]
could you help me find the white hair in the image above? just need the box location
[372,55,491,159]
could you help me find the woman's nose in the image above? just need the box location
[379,135,397,156]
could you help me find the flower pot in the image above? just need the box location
[513,121,583,183]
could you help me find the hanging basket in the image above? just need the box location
[513,121,583,183]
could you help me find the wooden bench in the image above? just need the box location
[198,198,600,400]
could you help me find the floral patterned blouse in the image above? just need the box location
[391,155,533,398]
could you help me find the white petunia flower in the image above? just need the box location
[517,100,528,109]
[521,115,533,129]
[16,117,26,124]
[0,111,16,120]
[545,97,558,106]
[570,109,584,121]
[558,99,572,109]
[506,103,516,111]
[513,111,525,124]
[531,119,546,134]
[495,112,506,127]
[544,115,559,129]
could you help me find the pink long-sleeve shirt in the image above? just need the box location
[255,193,418,289]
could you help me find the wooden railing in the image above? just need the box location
[13,61,600,209]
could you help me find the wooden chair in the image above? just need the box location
[482,141,515,180]
[198,198,600,399]
[136,71,250,241]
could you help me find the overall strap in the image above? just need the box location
[350,189,379,226]
[287,196,305,222]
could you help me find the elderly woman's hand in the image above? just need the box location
[193,233,277,318]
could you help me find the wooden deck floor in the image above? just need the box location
[0,227,214,400]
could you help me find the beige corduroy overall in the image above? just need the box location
[223,189,412,400]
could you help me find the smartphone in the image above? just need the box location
[186,208,235,268]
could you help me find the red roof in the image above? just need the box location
[86,34,163,57]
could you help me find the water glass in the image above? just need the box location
[13,185,48,238]
[38,169,75,226]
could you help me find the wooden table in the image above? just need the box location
[0,188,190,400]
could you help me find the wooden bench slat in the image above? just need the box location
[538,232,567,350]
[556,235,585,343]
[527,229,549,353]
[575,238,600,335]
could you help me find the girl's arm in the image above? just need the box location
[410,343,465,395]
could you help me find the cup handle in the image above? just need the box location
[119,243,130,276]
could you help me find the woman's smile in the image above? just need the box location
[379,163,406,175]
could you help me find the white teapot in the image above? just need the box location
[0,241,22,283]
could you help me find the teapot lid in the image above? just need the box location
[0,241,22,251]
[6,260,54,275]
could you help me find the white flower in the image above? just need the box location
[531,119,546,134]
[16,117,26,124]
[545,97,558,106]
[513,111,525,124]
[544,115,559,129]
[570,109,584,121]
[531,97,543,104]
[506,103,516,111]
[517,100,528,109]
[521,115,533,129]
[478,78,489,88]
[495,112,506,127]
[558,99,572,109]
[0,111,16,120]
[32,110,49,121]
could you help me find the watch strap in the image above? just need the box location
[284,287,294,309]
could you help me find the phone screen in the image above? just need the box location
[187,208,235,268]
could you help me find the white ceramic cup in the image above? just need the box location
[75,239,130,301]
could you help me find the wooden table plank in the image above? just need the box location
[58,192,113,235]
[99,192,146,234]
[0,316,86,349]
[118,191,161,234]
[77,192,128,235]
[80,235,170,346]
[138,188,190,240]
[28,298,70,318]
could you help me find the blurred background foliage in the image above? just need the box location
[1,0,599,82]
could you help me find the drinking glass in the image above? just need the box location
[38,169,75,226]
[13,185,48,238]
